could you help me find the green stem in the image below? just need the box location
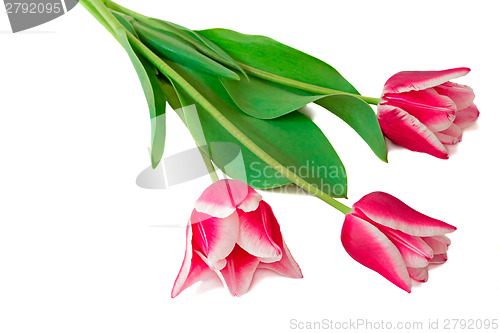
[79,0,115,37]
[198,148,219,183]
[88,0,123,35]
[104,0,150,21]
[83,0,352,215]
[127,32,352,215]
[237,63,381,105]
[102,0,381,106]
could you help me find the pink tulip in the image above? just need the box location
[341,192,456,292]
[377,67,479,159]
[171,179,302,297]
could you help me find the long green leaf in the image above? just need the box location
[134,18,246,77]
[132,21,239,80]
[197,28,359,94]
[196,28,386,161]
[115,29,166,168]
[159,62,348,197]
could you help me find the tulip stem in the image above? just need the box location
[198,148,219,183]
[81,0,353,215]
[236,63,382,105]
[102,0,381,106]
[127,33,353,215]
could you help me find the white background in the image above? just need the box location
[1,1,499,332]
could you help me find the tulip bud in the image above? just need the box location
[341,192,456,292]
[171,179,302,297]
[377,67,479,159]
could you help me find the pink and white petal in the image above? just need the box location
[341,214,412,293]
[423,236,449,255]
[382,89,456,132]
[257,202,303,278]
[259,240,303,279]
[353,192,457,237]
[374,223,433,268]
[382,67,470,94]
[435,133,460,145]
[237,202,282,262]
[433,235,451,246]
[377,105,449,159]
[220,244,260,297]
[434,82,475,110]
[408,267,429,283]
[430,253,448,264]
[195,179,261,218]
[439,123,463,142]
[237,190,262,213]
[171,222,213,298]
[191,209,239,269]
[454,104,480,129]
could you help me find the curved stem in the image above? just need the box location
[237,63,381,105]
[198,148,219,183]
[104,0,150,21]
[102,0,381,106]
[88,0,122,34]
[82,0,353,215]
[79,0,115,36]
[126,32,352,215]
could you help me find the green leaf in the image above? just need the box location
[159,63,348,197]
[221,73,324,119]
[197,28,359,94]
[132,21,239,80]
[316,95,387,162]
[197,28,387,161]
[146,19,246,76]
[221,75,387,161]
[111,11,138,37]
[115,29,166,169]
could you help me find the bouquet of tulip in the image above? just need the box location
[78,0,479,296]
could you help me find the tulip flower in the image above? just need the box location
[171,179,303,297]
[78,1,468,296]
[377,67,479,159]
[341,192,456,292]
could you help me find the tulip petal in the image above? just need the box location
[435,133,459,145]
[237,190,263,213]
[382,67,470,94]
[353,192,457,237]
[454,104,480,129]
[377,105,449,159]
[259,240,303,279]
[237,201,282,262]
[191,210,239,269]
[430,253,448,264]
[220,244,260,296]
[434,235,451,246]
[257,202,303,278]
[342,214,412,293]
[434,82,475,110]
[374,223,433,268]
[439,123,463,142]
[195,179,262,218]
[408,267,429,283]
[382,88,456,132]
[171,222,213,298]
[423,236,449,255]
